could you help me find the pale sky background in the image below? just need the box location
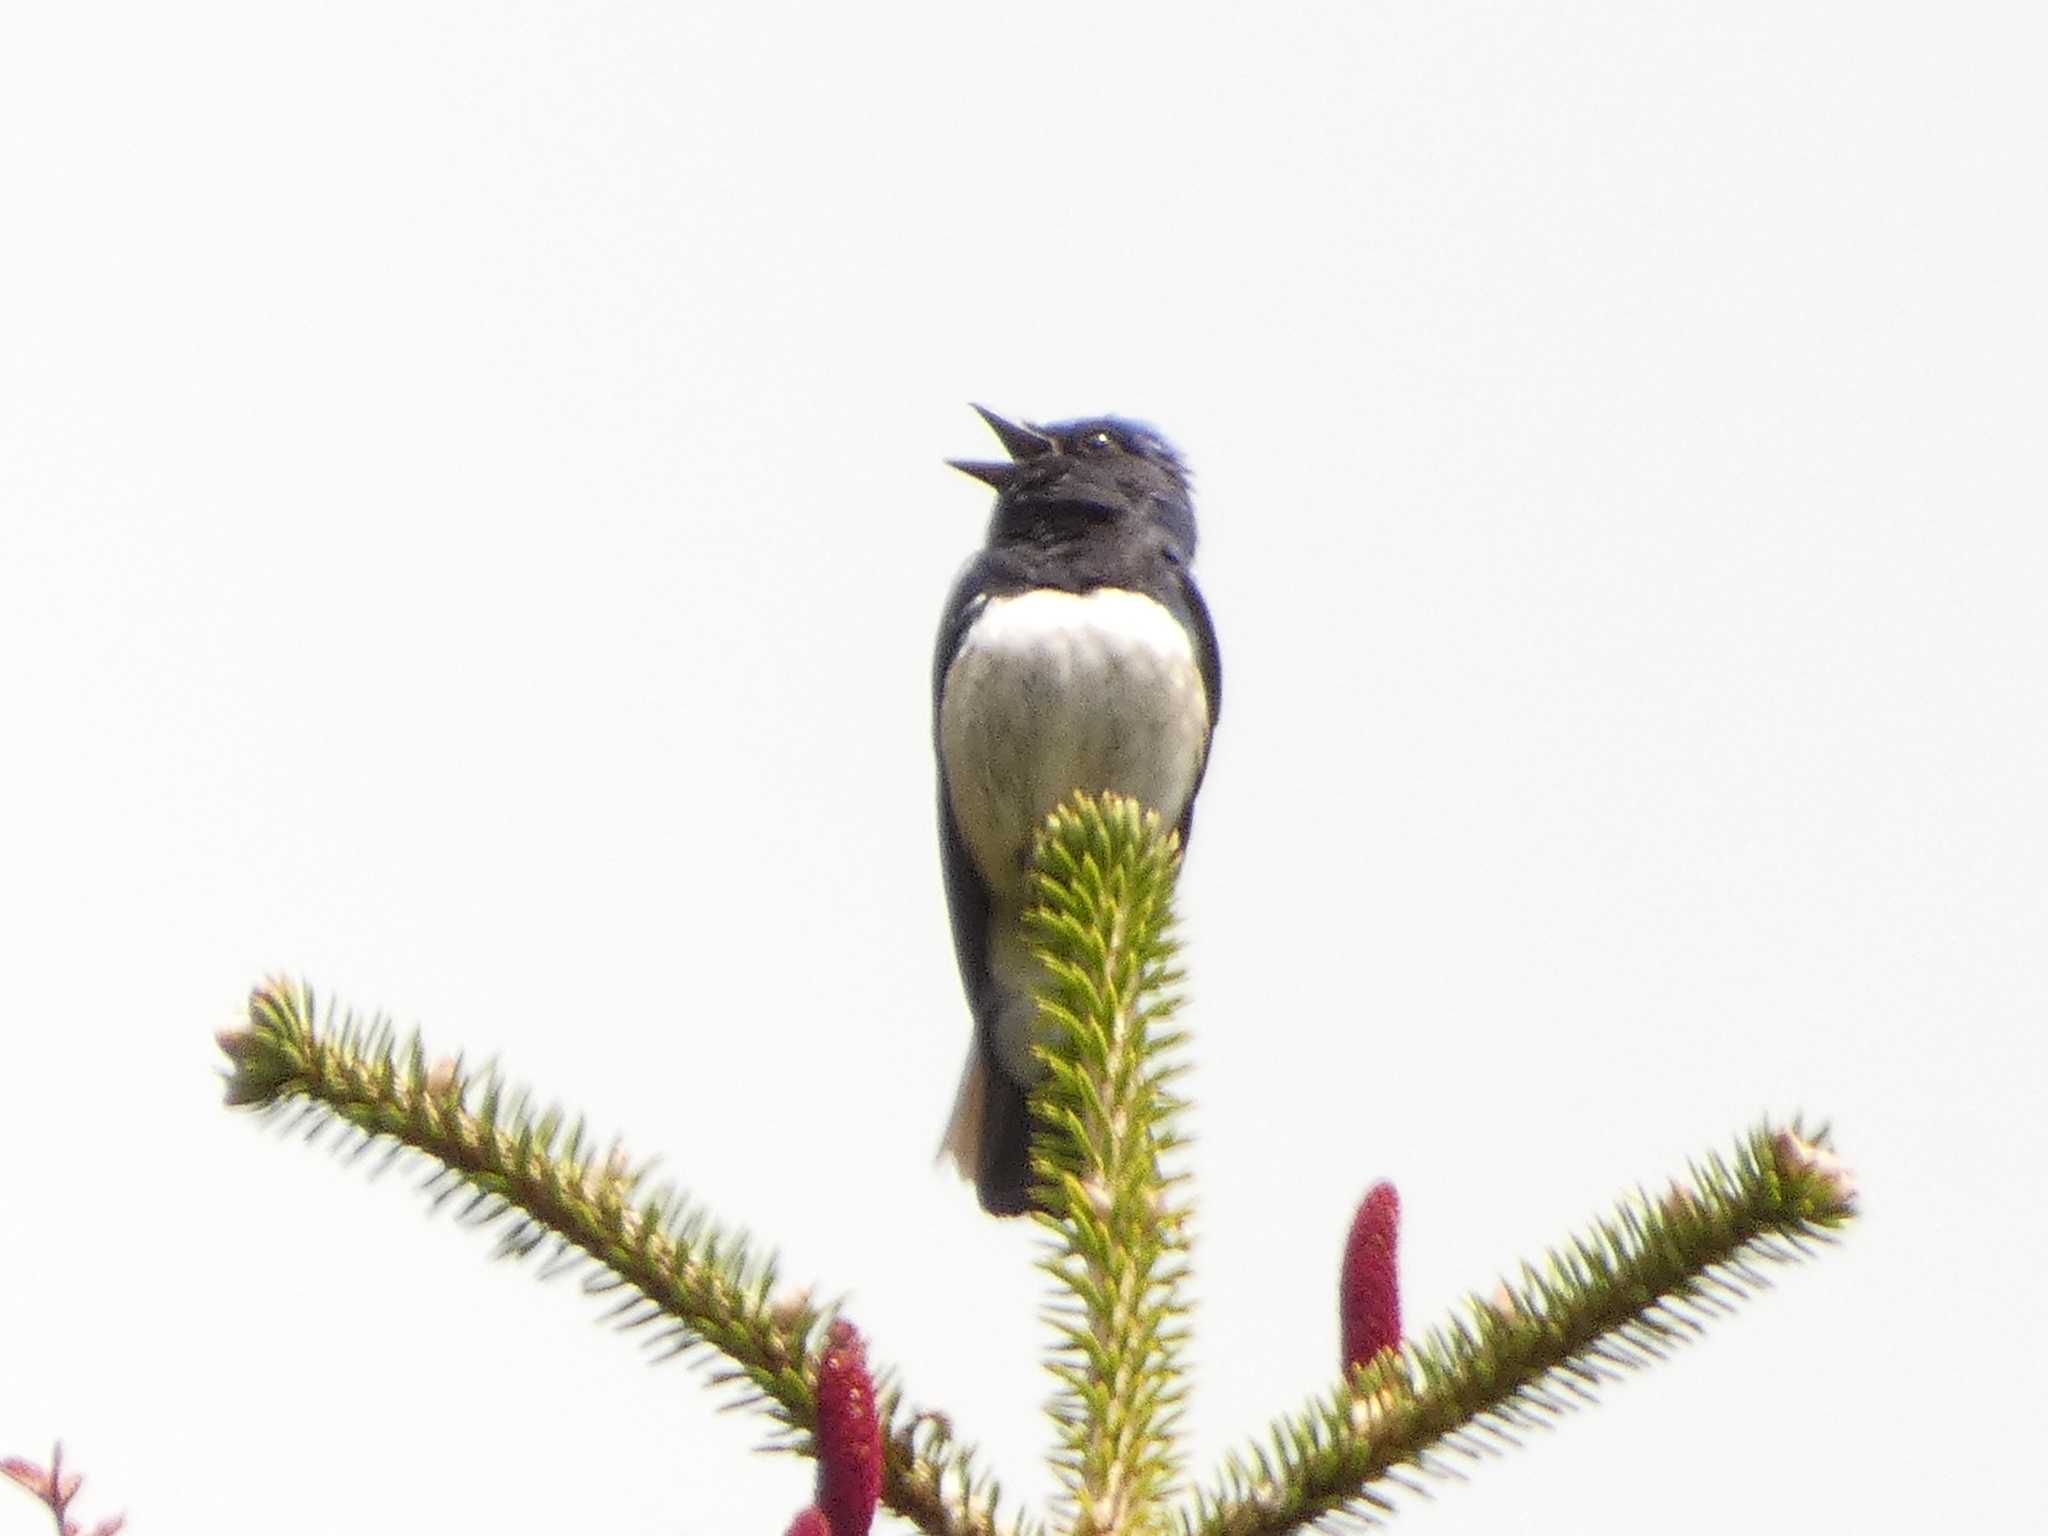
[4,4,2044,1533]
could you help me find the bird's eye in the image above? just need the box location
[1079,428,1118,456]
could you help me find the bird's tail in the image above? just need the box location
[938,1047,1035,1217]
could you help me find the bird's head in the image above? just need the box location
[949,406,1196,560]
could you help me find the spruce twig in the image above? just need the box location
[215,982,1003,1536]
[1185,1123,1856,1536]
[218,793,1858,1535]
[1025,795,1194,1536]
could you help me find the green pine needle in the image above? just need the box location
[216,978,1007,1536]
[1182,1121,1857,1536]
[218,795,1859,1536]
[1025,793,1195,1536]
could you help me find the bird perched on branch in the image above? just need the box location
[934,406,1221,1215]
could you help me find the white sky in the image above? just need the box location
[4,4,2043,1533]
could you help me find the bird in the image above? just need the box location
[933,405,1221,1215]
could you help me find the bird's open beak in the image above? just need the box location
[947,404,1054,488]
[946,458,1017,488]
[969,404,1054,460]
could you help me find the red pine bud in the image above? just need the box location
[1340,1181,1402,1373]
[813,1320,883,1536]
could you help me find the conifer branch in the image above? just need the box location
[217,798,1857,1536]
[1025,794,1194,1536]
[1185,1123,1857,1536]
[216,981,1005,1536]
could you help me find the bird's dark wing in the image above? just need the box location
[933,558,997,1017]
[934,558,1041,1213]
[1162,557,1222,845]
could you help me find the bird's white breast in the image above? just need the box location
[941,586,1209,891]
[940,585,1209,1084]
